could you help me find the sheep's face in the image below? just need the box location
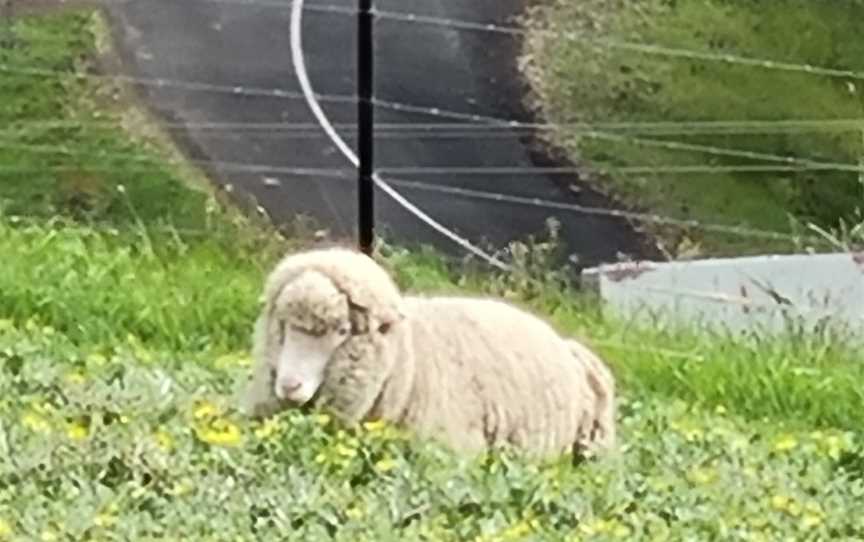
[267,271,352,405]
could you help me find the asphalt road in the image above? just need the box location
[105,0,658,268]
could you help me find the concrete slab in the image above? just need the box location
[581,252,864,339]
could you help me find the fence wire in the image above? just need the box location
[3,0,863,325]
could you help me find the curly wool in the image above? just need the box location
[243,247,617,460]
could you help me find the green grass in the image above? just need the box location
[0,251,864,540]
[2,216,864,432]
[0,10,211,230]
[2,8,864,540]
[520,0,864,257]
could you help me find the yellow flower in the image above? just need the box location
[346,506,365,520]
[773,434,798,452]
[612,524,631,537]
[683,428,704,442]
[195,419,242,447]
[40,530,57,542]
[820,433,852,460]
[670,420,704,442]
[168,478,194,496]
[214,353,251,368]
[801,513,824,529]
[578,522,600,536]
[193,401,219,420]
[374,458,398,473]
[134,348,154,364]
[0,518,11,538]
[66,421,89,441]
[714,405,727,415]
[771,495,792,511]
[805,502,824,515]
[254,418,280,439]
[579,518,619,535]
[314,414,331,426]
[93,511,117,528]
[0,319,14,332]
[22,411,51,433]
[64,371,86,386]
[771,495,802,516]
[686,467,717,486]
[500,519,537,540]
[155,430,174,451]
[86,353,108,366]
[335,443,358,458]
[363,419,387,432]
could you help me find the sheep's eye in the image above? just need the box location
[277,319,286,343]
[378,322,391,335]
[337,325,350,337]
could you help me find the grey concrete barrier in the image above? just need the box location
[581,252,864,341]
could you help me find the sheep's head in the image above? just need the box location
[266,270,353,404]
[255,247,405,413]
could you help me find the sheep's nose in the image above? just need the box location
[276,378,302,399]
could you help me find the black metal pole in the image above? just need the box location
[357,0,374,255]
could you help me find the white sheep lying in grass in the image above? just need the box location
[242,247,617,460]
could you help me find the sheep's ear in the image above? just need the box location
[376,307,406,335]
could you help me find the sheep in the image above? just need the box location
[242,246,617,461]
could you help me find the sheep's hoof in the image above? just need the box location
[571,438,601,466]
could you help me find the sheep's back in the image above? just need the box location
[399,296,595,457]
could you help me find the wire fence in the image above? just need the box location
[3,0,864,341]
[10,118,864,135]
[0,138,827,242]
[86,0,864,85]
[49,0,864,84]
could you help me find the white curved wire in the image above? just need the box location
[290,0,509,270]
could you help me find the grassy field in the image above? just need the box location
[3,219,864,540]
[519,0,864,257]
[2,7,864,541]
[0,9,213,230]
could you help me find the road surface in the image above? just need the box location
[105,0,658,268]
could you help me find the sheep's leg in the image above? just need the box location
[566,339,617,454]
[585,358,616,450]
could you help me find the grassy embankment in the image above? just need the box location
[1,8,864,540]
[520,0,864,257]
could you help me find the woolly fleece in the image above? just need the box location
[243,247,617,460]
